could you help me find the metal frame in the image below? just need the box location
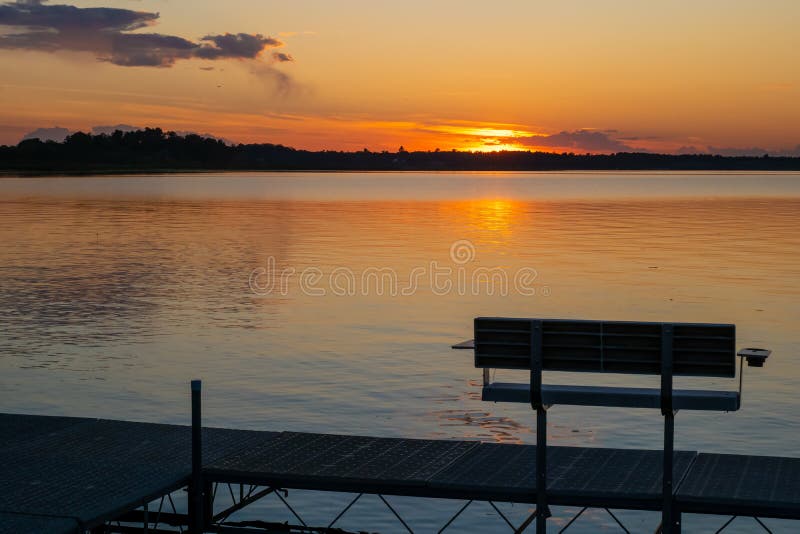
[190,380,203,534]
[529,320,551,533]
[521,321,683,534]
[660,324,678,534]
[557,507,631,533]
[99,486,676,534]
[468,317,769,534]
[713,515,773,533]
[86,342,778,534]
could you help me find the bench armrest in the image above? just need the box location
[451,339,475,350]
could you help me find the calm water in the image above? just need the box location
[1,172,799,532]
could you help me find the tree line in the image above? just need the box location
[2,128,799,171]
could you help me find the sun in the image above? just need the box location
[467,142,529,153]
[425,123,537,152]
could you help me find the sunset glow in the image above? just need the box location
[1,1,799,155]
[467,143,529,153]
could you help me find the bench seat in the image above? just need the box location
[483,383,740,411]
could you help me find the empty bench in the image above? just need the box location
[454,317,769,533]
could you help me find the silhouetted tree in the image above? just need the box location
[1,128,799,172]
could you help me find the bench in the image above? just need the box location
[453,317,769,533]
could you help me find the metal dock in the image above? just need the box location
[1,412,800,533]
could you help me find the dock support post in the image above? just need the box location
[660,325,679,534]
[536,406,547,533]
[190,379,203,534]
[663,412,676,533]
[530,320,549,533]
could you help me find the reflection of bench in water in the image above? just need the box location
[0,318,792,534]
[454,317,772,533]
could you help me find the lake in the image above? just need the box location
[1,172,799,532]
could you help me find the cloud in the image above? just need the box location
[196,33,281,60]
[21,126,70,142]
[0,0,157,33]
[106,33,198,67]
[617,135,660,141]
[250,61,298,97]
[678,144,800,157]
[481,138,503,145]
[518,129,634,153]
[0,0,288,68]
[272,52,293,62]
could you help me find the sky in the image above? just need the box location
[1,0,799,154]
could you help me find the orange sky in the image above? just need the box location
[1,0,799,154]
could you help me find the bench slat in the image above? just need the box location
[474,317,736,377]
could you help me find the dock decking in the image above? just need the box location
[0,414,274,532]
[1,412,799,532]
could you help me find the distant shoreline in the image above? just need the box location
[3,169,800,178]
[3,128,800,173]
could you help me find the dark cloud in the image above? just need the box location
[197,33,282,60]
[518,129,634,153]
[107,32,198,67]
[0,0,157,33]
[0,0,288,68]
[272,52,293,62]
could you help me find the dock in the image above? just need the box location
[1,412,800,533]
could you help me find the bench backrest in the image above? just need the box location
[474,317,736,378]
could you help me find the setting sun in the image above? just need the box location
[465,142,530,153]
